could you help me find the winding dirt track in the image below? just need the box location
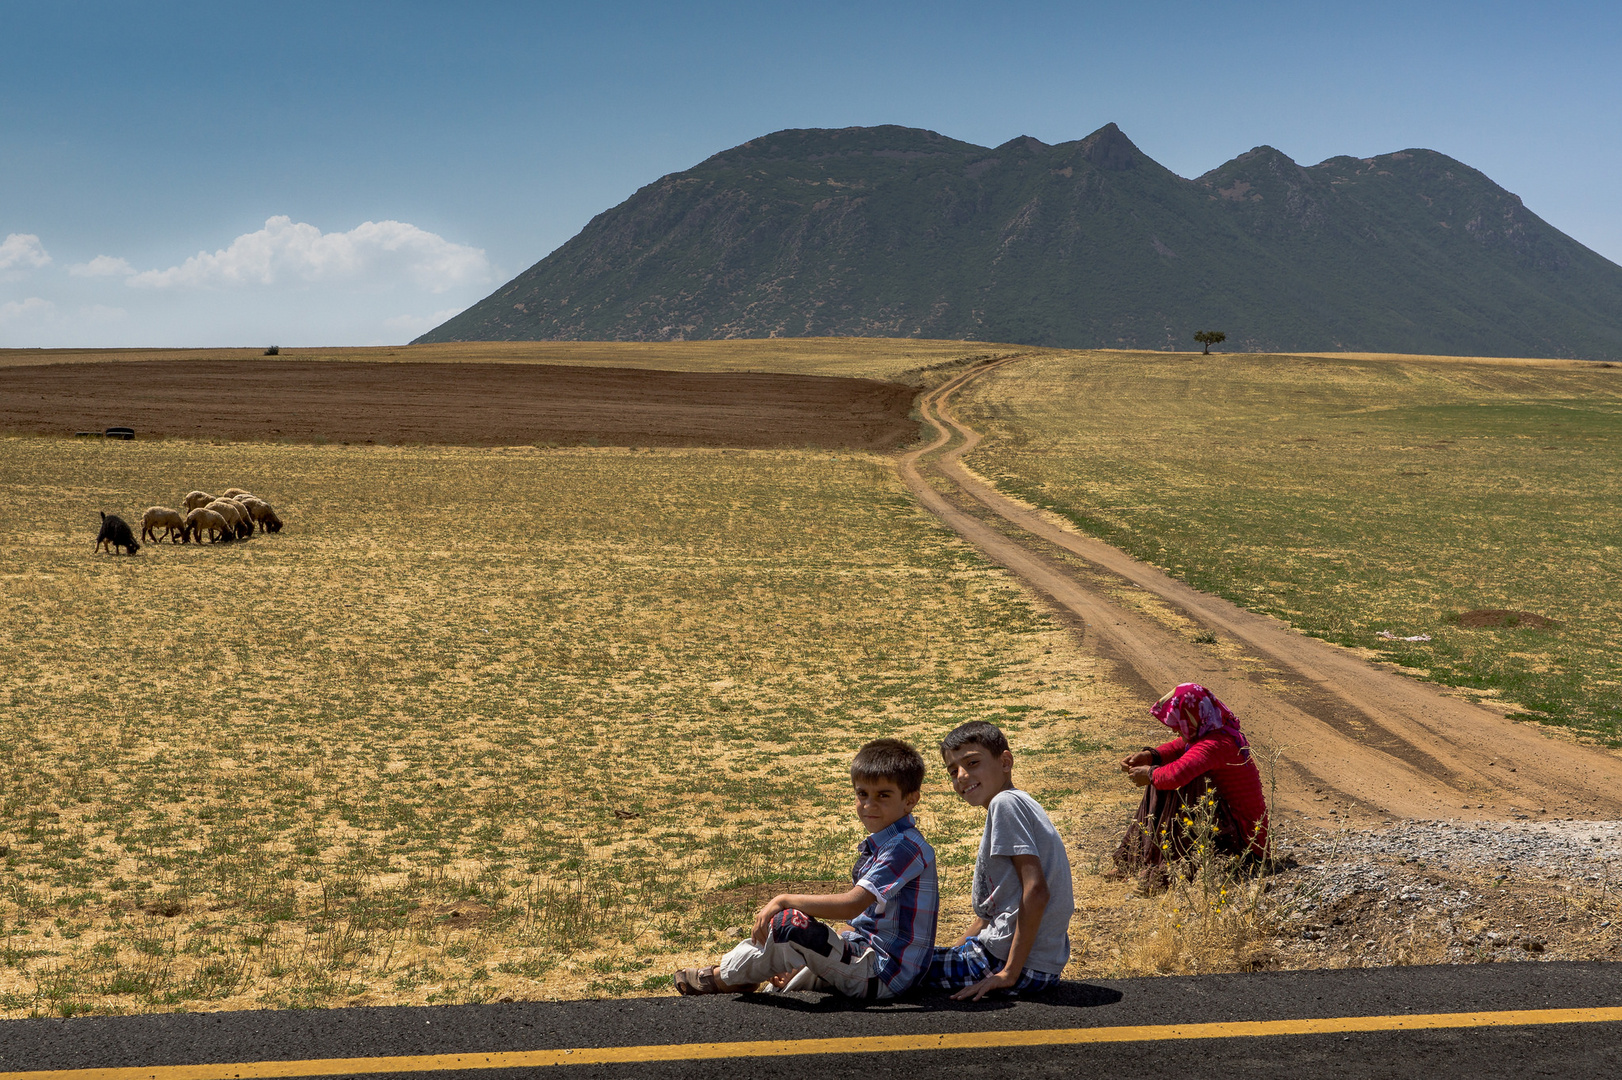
[901,357,1622,825]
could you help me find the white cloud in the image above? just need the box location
[80,304,127,321]
[0,296,56,323]
[70,254,136,278]
[382,307,466,335]
[0,233,51,278]
[129,216,490,293]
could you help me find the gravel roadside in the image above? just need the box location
[1267,818,1621,967]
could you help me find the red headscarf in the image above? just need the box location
[1151,683,1249,753]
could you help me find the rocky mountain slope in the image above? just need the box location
[418,124,1622,358]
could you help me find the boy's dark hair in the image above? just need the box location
[851,738,926,795]
[939,720,1010,758]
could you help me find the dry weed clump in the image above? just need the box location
[1110,791,1278,976]
[0,436,1135,1016]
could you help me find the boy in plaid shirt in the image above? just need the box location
[674,739,938,999]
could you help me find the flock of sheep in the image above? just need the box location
[136,488,284,547]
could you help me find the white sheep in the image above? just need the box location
[254,500,284,533]
[238,496,273,533]
[206,499,253,539]
[223,497,256,537]
[141,506,187,544]
[183,490,216,511]
[184,507,232,543]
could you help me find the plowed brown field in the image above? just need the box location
[0,359,920,449]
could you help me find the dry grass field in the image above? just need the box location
[0,434,1173,1016]
[958,349,1622,746]
[9,340,1614,1019]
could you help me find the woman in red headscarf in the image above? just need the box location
[1112,683,1269,884]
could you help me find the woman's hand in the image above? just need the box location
[1126,765,1154,788]
[1120,750,1153,772]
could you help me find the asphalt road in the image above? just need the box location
[2,962,1619,1079]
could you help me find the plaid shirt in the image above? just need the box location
[847,814,938,993]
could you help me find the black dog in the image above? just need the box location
[94,511,140,555]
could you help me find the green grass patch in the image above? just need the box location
[960,350,1622,745]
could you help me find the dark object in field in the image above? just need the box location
[1193,330,1226,354]
[1453,609,1560,630]
[104,426,135,440]
[264,345,279,356]
[94,511,140,555]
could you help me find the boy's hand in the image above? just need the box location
[751,897,789,944]
[747,887,875,946]
[952,968,1019,1001]
[952,917,988,950]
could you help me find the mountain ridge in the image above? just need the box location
[417,124,1622,358]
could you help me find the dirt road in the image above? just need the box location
[900,357,1622,825]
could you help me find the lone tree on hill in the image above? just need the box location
[1193,330,1226,354]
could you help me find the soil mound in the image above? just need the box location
[0,360,919,449]
[1454,609,1560,629]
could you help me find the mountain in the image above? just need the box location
[416,124,1622,358]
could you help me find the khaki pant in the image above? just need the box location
[716,909,888,999]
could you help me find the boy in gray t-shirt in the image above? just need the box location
[923,720,1073,999]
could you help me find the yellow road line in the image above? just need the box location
[7,1006,1622,1080]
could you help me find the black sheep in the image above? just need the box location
[94,511,140,555]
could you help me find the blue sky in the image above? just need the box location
[3,0,1618,347]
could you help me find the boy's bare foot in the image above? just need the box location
[673,966,758,995]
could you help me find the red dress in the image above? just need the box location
[1151,733,1269,855]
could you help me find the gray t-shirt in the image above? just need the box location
[971,788,1074,975]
